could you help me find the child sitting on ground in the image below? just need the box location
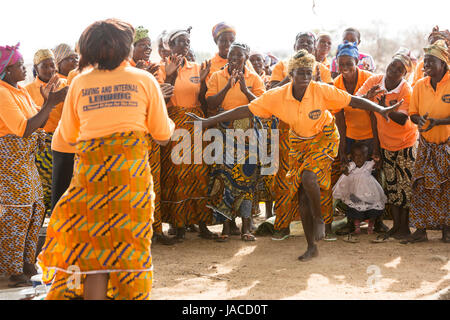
[333,142,387,235]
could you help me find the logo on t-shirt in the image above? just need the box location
[442,94,450,103]
[190,76,200,84]
[308,109,321,120]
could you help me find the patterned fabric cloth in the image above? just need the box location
[160,106,210,227]
[381,146,416,208]
[35,132,53,214]
[0,131,46,275]
[207,117,259,221]
[38,131,155,300]
[287,121,339,223]
[410,137,449,230]
[273,120,297,230]
[148,137,164,234]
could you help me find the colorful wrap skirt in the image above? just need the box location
[273,120,298,230]
[160,106,210,227]
[381,145,416,208]
[207,117,259,221]
[410,136,449,230]
[286,121,339,224]
[35,132,53,214]
[0,131,46,275]
[148,137,165,234]
[38,131,155,300]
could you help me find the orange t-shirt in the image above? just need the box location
[356,75,418,151]
[58,62,175,145]
[57,73,67,80]
[206,66,265,110]
[411,59,424,87]
[67,69,79,86]
[157,59,202,109]
[248,81,351,138]
[269,59,332,84]
[334,68,374,140]
[0,80,39,137]
[25,76,68,133]
[206,53,255,82]
[409,71,450,144]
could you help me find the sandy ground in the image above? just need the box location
[1,210,449,300]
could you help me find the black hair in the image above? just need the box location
[78,19,134,71]
[343,28,361,42]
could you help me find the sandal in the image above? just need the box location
[241,233,256,242]
[343,234,359,243]
[198,231,219,240]
[215,235,230,242]
[371,234,392,243]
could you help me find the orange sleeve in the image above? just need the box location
[145,75,175,141]
[156,64,166,84]
[355,75,377,97]
[270,61,287,82]
[205,71,219,98]
[59,83,81,144]
[0,89,31,137]
[408,85,420,116]
[319,64,332,83]
[248,92,274,118]
[251,74,266,97]
[320,84,352,111]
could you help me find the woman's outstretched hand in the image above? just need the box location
[378,99,403,120]
[185,112,216,128]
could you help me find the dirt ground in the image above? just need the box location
[1,209,449,300]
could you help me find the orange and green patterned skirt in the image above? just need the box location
[38,131,155,300]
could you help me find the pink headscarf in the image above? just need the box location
[0,43,22,80]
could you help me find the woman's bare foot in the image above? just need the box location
[298,245,319,262]
[400,229,427,244]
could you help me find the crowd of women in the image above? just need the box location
[0,19,448,299]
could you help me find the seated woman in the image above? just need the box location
[356,48,418,241]
[403,40,450,244]
[52,43,79,79]
[187,50,401,261]
[0,43,67,287]
[25,49,68,215]
[38,19,175,300]
[205,42,265,241]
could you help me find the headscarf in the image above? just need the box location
[427,26,450,46]
[134,26,150,44]
[230,42,250,55]
[392,47,414,74]
[33,49,55,66]
[0,43,22,80]
[288,49,315,73]
[166,27,192,47]
[336,41,359,59]
[53,43,77,65]
[212,22,236,43]
[424,39,450,65]
[295,31,317,43]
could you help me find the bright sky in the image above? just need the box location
[2,0,449,64]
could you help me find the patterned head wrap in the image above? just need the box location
[336,41,359,59]
[229,42,250,55]
[295,31,317,43]
[134,26,150,44]
[167,27,192,47]
[212,22,236,43]
[52,43,77,65]
[427,26,450,45]
[33,49,55,66]
[0,43,22,80]
[424,39,450,65]
[288,49,315,73]
[392,47,414,74]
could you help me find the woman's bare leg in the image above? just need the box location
[301,170,325,241]
[298,186,318,261]
[84,273,109,300]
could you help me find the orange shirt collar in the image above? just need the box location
[284,81,314,103]
[223,64,252,78]
[424,70,450,88]
[0,79,26,94]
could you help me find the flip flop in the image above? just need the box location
[343,234,359,243]
[241,233,256,242]
[215,235,229,242]
[371,234,392,243]
[198,232,219,240]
